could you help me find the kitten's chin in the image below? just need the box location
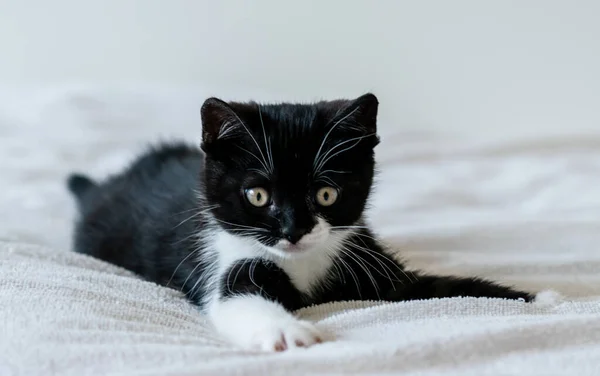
[275,240,313,254]
[267,241,314,259]
[266,240,318,259]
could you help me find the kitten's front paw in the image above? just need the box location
[235,318,324,352]
[210,296,326,352]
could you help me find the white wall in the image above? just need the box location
[1,0,600,136]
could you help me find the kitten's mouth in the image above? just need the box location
[280,243,308,252]
[274,240,310,253]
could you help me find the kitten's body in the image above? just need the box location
[68,94,533,351]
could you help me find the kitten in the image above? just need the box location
[67,93,534,352]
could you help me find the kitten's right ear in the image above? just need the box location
[200,97,241,146]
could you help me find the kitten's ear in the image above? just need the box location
[200,97,242,146]
[331,93,379,135]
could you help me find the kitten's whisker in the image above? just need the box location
[348,234,412,284]
[317,132,375,167]
[212,218,270,232]
[330,225,370,230]
[322,249,346,286]
[229,111,271,174]
[332,227,379,242]
[169,207,200,217]
[181,260,205,293]
[171,231,202,245]
[226,230,271,237]
[312,107,360,171]
[315,176,340,189]
[346,230,380,242]
[229,260,246,294]
[351,242,407,284]
[315,133,376,174]
[225,228,267,233]
[249,259,262,293]
[315,169,350,180]
[172,205,219,227]
[223,260,238,295]
[319,169,350,175]
[340,247,380,299]
[350,243,404,290]
[173,212,203,229]
[257,105,274,173]
[335,252,362,299]
[189,261,212,300]
[236,145,270,174]
[325,252,346,285]
[342,239,401,289]
[167,248,200,287]
[267,136,274,172]
[248,168,270,179]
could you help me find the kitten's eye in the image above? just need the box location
[315,187,338,206]
[245,187,270,207]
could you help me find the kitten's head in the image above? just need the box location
[200,94,379,259]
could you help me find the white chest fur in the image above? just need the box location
[211,229,338,296]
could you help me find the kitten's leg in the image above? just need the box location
[385,274,535,302]
[206,260,324,352]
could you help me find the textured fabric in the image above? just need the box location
[1,87,600,375]
[1,242,599,376]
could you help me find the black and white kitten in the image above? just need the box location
[67,93,533,352]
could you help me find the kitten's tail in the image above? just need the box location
[67,173,97,200]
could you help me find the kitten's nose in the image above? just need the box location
[282,227,308,244]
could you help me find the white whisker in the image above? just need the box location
[167,248,200,287]
[212,218,270,232]
[315,176,340,189]
[336,254,362,299]
[331,225,370,230]
[229,111,271,174]
[180,260,204,292]
[343,239,400,289]
[349,233,412,284]
[312,107,360,171]
[169,207,201,217]
[173,205,219,229]
[324,250,346,286]
[319,169,350,175]
[229,260,246,293]
[258,105,274,173]
[340,247,380,299]
[248,168,270,179]
[236,145,270,174]
[249,259,263,294]
[315,133,376,175]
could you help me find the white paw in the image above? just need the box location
[209,295,326,352]
[235,318,324,352]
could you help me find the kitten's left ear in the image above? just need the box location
[200,97,243,147]
[350,93,379,132]
[331,93,379,136]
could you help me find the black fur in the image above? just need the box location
[68,94,534,315]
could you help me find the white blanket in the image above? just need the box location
[1,243,598,376]
[1,88,600,375]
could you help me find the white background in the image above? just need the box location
[1,0,599,136]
